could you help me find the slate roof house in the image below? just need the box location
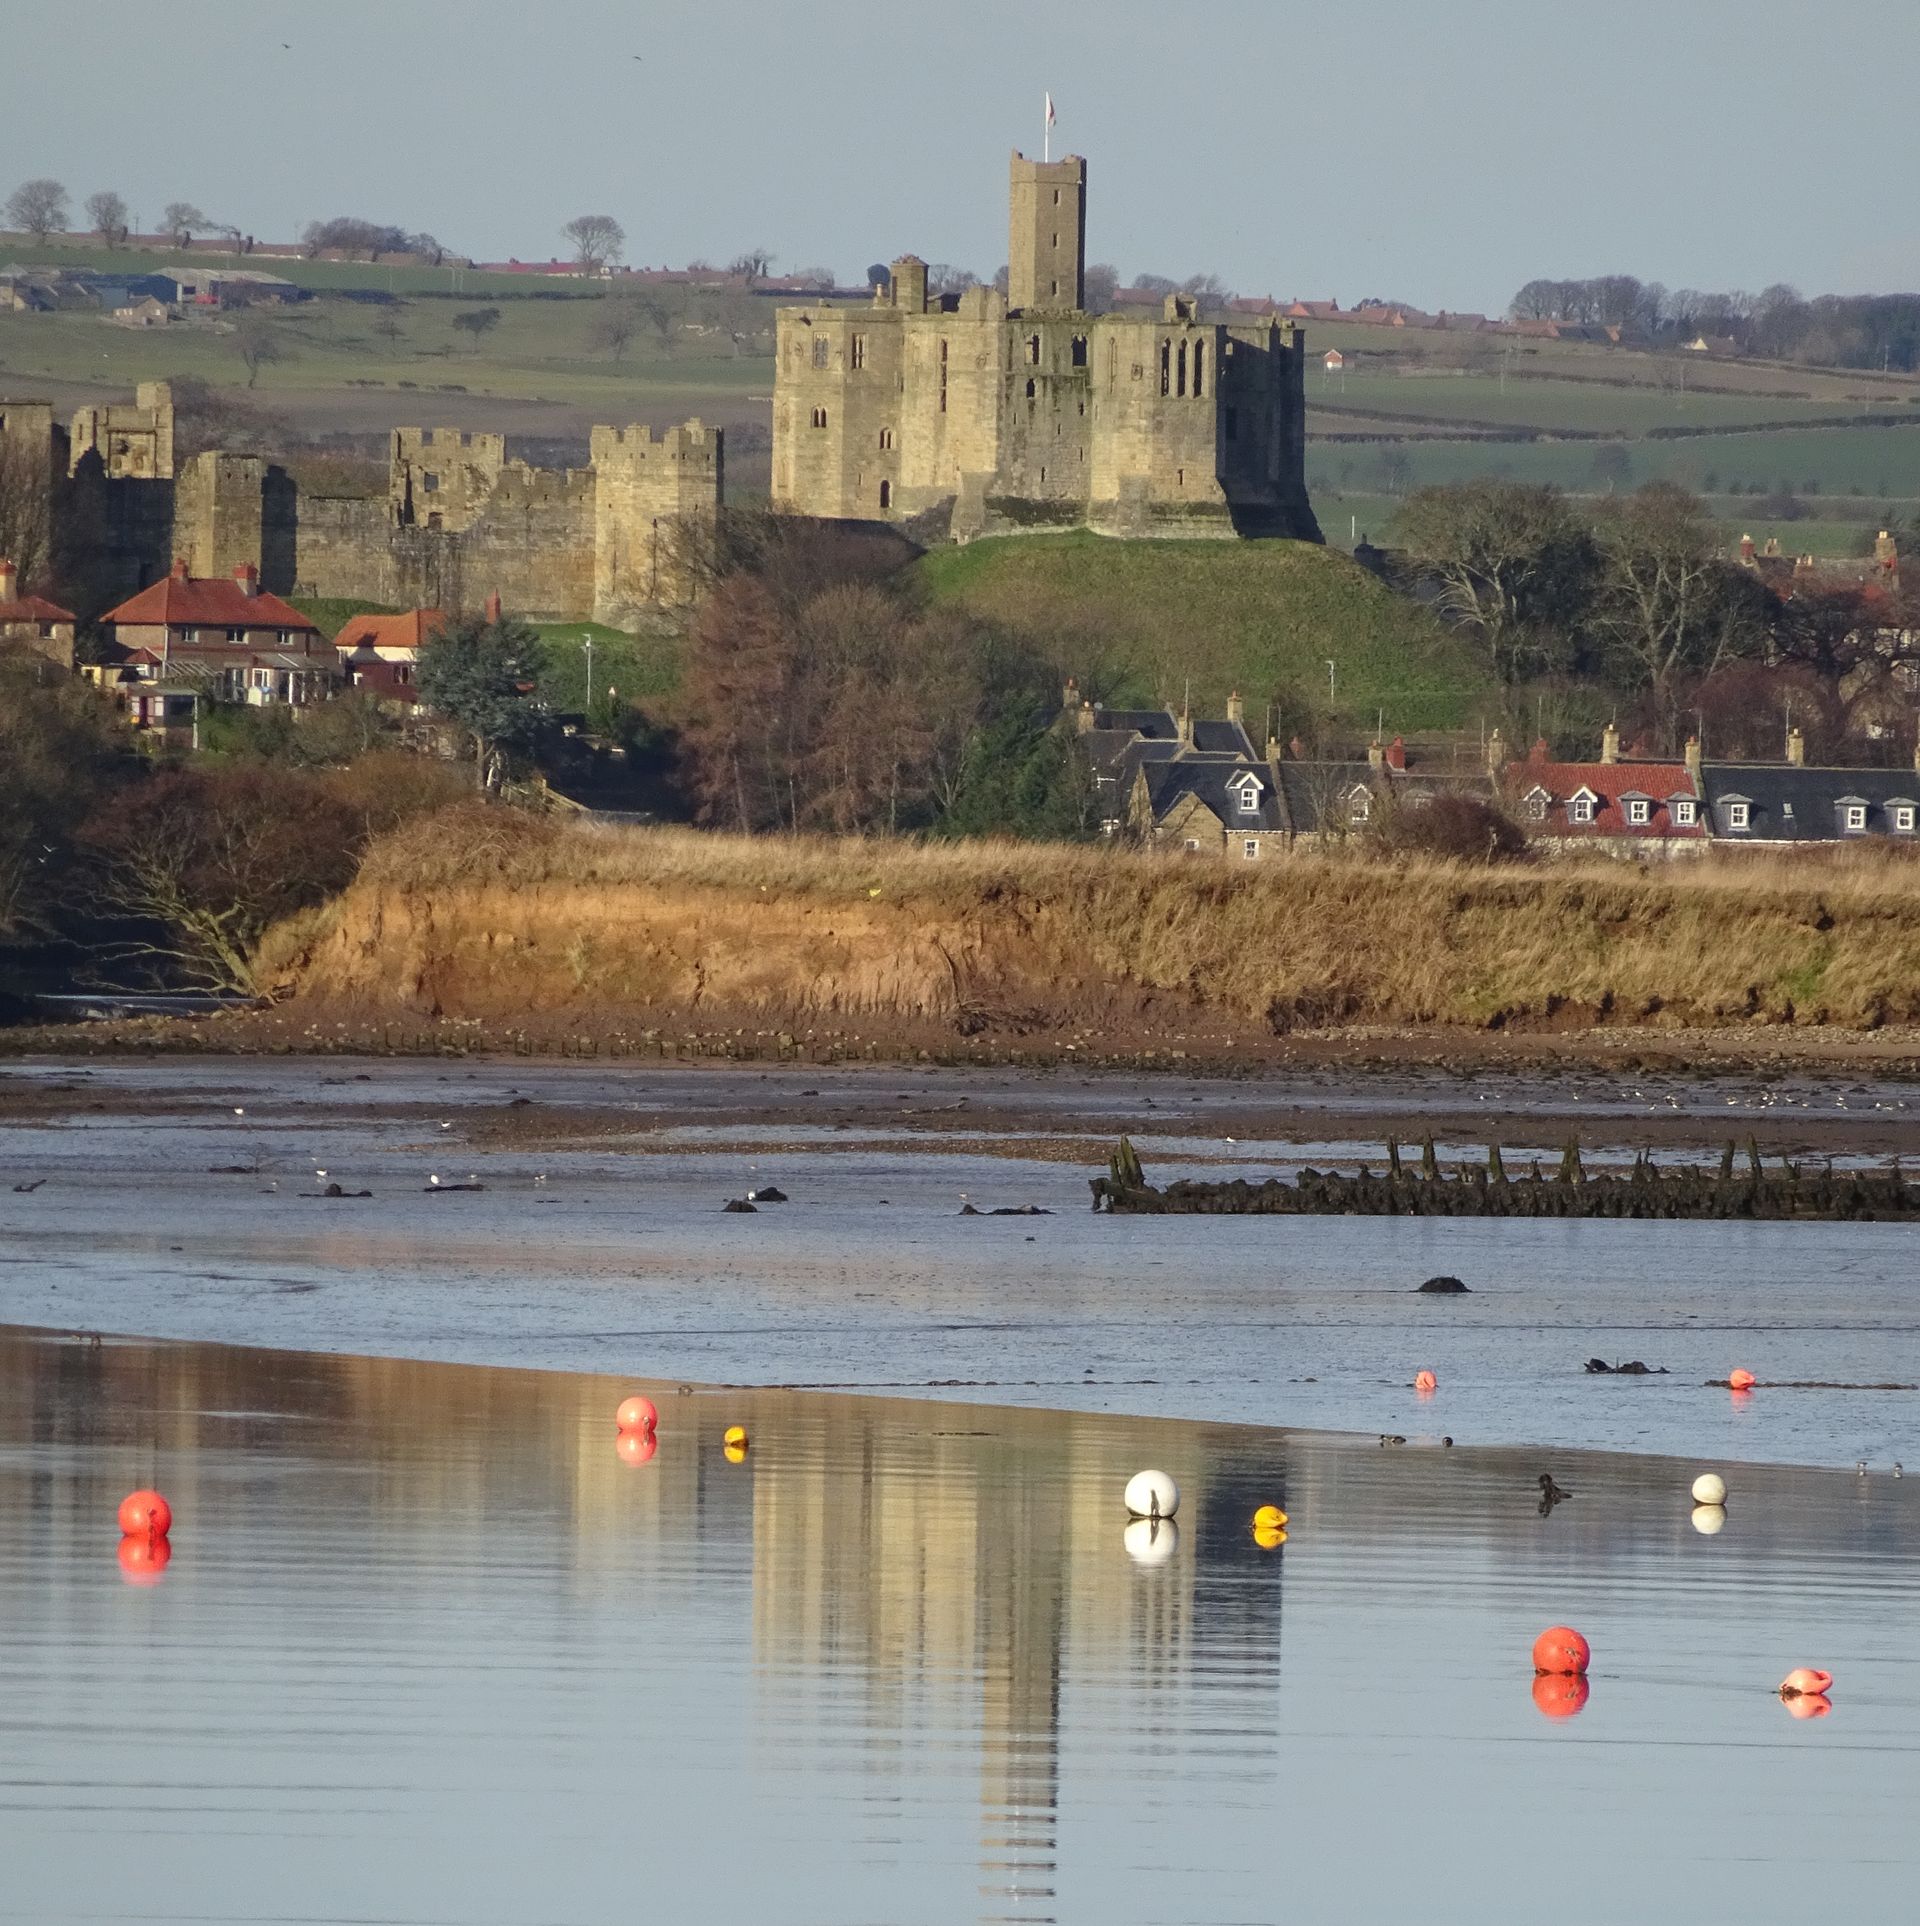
[1699,756,1920,844]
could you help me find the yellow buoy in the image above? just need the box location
[1252,1504,1289,1532]
[1252,1523,1287,1550]
[723,1425,749,1449]
[723,1441,748,1464]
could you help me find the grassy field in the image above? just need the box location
[917,533,1488,731]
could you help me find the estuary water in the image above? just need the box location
[2,1059,1918,1469]
[0,1328,1915,1926]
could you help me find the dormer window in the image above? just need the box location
[1671,798,1697,827]
[1623,796,1651,826]
[1725,800,1751,831]
[1230,774,1262,815]
[1892,803,1916,834]
[1841,801,1868,833]
[1348,787,1371,824]
[1524,787,1548,822]
[1567,788,1596,824]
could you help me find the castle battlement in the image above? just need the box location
[771,151,1319,544]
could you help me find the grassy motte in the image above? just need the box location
[261,811,1920,1037]
[916,534,1485,731]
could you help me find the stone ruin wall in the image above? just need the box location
[0,381,722,629]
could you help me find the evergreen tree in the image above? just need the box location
[415,612,543,787]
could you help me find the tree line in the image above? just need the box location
[1390,479,1920,757]
[1509,275,1920,371]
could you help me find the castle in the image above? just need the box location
[772,152,1320,543]
[0,382,722,627]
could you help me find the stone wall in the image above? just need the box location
[772,153,1320,546]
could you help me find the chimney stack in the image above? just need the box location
[1600,721,1621,764]
[233,562,258,598]
[1176,701,1193,748]
[1226,690,1245,727]
[485,590,503,624]
[1685,735,1703,783]
[0,559,15,605]
[1486,727,1507,774]
[1385,734,1407,771]
[1062,676,1079,715]
[170,557,191,584]
[1739,533,1755,563]
[1076,698,1095,735]
[1367,738,1386,772]
[1786,724,1806,767]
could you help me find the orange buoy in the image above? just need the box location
[1531,1671,1589,1719]
[1783,1692,1832,1720]
[1532,1625,1591,1676]
[1779,1667,1833,1698]
[116,1534,171,1585]
[1413,1369,1437,1394]
[118,1490,172,1540]
[1728,1368,1756,1391]
[615,1430,658,1467]
[615,1395,658,1434]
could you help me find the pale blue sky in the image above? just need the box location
[4,0,1913,310]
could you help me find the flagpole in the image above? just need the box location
[1044,92,1050,163]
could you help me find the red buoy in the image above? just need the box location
[118,1490,172,1540]
[1729,1368,1756,1391]
[1531,1671,1589,1719]
[615,1429,658,1467]
[1532,1625,1591,1676]
[116,1534,171,1585]
[615,1396,658,1434]
[1414,1369,1437,1394]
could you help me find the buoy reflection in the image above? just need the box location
[116,1534,171,1585]
[616,1430,658,1467]
[1531,1672,1589,1719]
[1123,1516,1179,1566]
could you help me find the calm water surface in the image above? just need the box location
[3,1061,1918,1468]
[0,1330,1915,1925]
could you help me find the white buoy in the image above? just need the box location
[1691,1503,1727,1536]
[1691,1472,1727,1506]
[1124,1469,1179,1520]
[1123,1516,1179,1566]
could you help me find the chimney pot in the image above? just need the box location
[234,562,258,597]
[1225,690,1245,726]
[1786,725,1806,767]
[171,557,190,583]
[1386,733,1406,771]
[1486,727,1508,775]
[1684,735,1703,782]
[1367,739,1386,771]
[0,559,15,603]
[485,590,503,624]
[1600,722,1621,764]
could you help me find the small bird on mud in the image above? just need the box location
[12,1178,45,1193]
[1537,1472,1573,1514]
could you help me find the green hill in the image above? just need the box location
[916,533,1487,732]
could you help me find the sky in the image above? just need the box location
[3,0,1915,312]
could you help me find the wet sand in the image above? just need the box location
[0,1327,1913,1926]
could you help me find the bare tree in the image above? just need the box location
[589,295,665,362]
[728,248,773,280]
[0,433,56,590]
[84,191,129,247]
[1083,262,1120,312]
[234,313,289,388]
[6,178,68,239]
[451,306,501,352]
[162,201,209,249]
[562,213,625,270]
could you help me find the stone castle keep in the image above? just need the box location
[0,382,722,626]
[772,152,1321,542]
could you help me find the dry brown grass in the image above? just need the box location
[272,810,1920,1035]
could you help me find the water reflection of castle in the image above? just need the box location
[746,1400,1287,1923]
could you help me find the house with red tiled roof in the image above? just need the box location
[1496,726,1707,851]
[101,561,337,707]
[335,607,447,702]
[0,560,77,669]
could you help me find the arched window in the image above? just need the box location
[1192,340,1205,396]
[1071,335,1087,367]
[878,480,891,510]
[1177,341,1188,397]
[1159,342,1171,395]
[1028,335,1042,365]
[1025,379,1037,400]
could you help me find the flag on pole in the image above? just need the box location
[1044,91,1055,161]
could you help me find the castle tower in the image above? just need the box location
[1008,151,1085,312]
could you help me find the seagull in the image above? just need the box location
[1856,1460,1868,1475]
[1896,1463,1905,1478]
[429,1174,441,1187]
[233,1107,246,1117]
[439,1121,453,1131]
[314,1168,327,1182]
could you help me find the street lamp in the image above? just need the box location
[1325,659,1336,707]
[581,634,594,718]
